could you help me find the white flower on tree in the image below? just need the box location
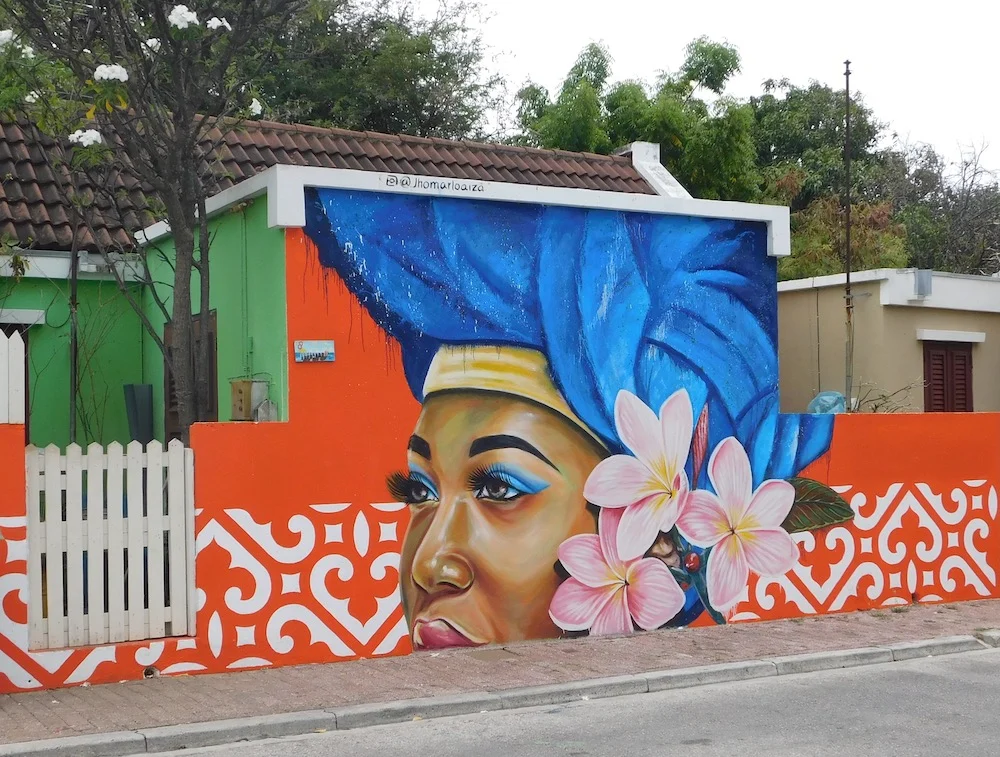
[0,29,14,47]
[24,91,38,103]
[206,17,232,31]
[143,38,161,54]
[20,44,33,58]
[69,129,102,147]
[94,63,129,82]
[167,4,199,29]
[249,97,263,116]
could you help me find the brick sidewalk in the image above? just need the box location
[3,599,999,745]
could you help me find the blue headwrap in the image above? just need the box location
[303,187,833,487]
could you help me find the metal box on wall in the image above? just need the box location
[230,379,269,421]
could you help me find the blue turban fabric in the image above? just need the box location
[303,188,833,486]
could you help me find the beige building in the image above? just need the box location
[778,269,1000,413]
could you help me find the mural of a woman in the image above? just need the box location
[304,188,846,649]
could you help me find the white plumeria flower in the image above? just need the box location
[69,129,103,147]
[206,17,231,31]
[20,44,33,58]
[0,30,14,47]
[584,389,695,561]
[249,97,262,116]
[143,38,161,54]
[24,91,39,104]
[94,63,129,82]
[168,4,199,29]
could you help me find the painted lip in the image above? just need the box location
[412,618,485,650]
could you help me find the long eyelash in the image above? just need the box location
[386,471,416,502]
[466,464,515,492]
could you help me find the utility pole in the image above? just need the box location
[844,60,854,410]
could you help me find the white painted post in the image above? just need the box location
[42,444,65,648]
[106,442,126,643]
[26,446,45,649]
[125,440,146,640]
[64,444,86,647]
[0,331,8,424]
[146,441,166,639]
[86,442,107,645]
[7,331,24,424]
[184,446,196,636]
[166,439,188,636]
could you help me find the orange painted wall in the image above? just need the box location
[738,412,1000,621]
[3,226,999,694]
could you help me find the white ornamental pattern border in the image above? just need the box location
[733,480,999,621]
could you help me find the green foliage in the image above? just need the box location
[679,36,740,94]
[255,0,498,139]
[514,37,759,201]
[751,80,885,210]
[778,198,907,280]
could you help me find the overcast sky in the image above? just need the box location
[450,0,999,170]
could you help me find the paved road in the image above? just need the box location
[153,649,1000,757]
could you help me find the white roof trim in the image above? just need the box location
[135,164,792,257]
[623,141,693,200]
[777,269,890,292]
[0,308,45,325]
[0,250,140,282]
[916,329,986,343]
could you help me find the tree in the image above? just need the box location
[255,0,500,139]
[750,80,886,211]
[777,198,907,280]
[0,0,304,442]
[514,39,760,202]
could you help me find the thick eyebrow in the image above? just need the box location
[469,435,557,470]
[408,435,432,460]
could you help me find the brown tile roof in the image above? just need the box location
[0,120,654,251]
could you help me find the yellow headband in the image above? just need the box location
[422,345,606,448]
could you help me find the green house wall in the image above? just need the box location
[0,276,144,447]
[141,197,289,440]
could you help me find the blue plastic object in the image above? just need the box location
[808,391,846,414]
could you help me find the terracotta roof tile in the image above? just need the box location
[0,118,653,251]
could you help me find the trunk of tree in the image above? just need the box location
[169,217,198,445]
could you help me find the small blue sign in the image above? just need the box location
[294,340,336,363]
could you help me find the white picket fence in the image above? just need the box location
[0,329,25,423]
[25,440,195,650]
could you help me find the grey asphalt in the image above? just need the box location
[145,648,1000,757]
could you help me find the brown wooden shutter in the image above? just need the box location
[923,344,947,411]
[950,346,972,411]
[923,342,973,412]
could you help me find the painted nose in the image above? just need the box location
[411,498,474,596]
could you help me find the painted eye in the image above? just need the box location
[386,471,438,506]
[474,478,522,501]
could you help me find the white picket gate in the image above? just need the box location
[0,329,26,423]
[25,440,195,650]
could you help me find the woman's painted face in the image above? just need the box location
[391,391,604,650]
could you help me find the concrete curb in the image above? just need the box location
[0,634,993,757]
[974,628,1000,647]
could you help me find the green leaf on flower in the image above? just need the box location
[782,477,854,533]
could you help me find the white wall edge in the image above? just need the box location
[0,308,45,325]
[0,250,138,282]
[135,164,793,257]
[777,269,890,292]
[916,329,986,343]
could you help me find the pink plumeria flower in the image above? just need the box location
[549,508,685,635]
[677,437,799,612]
[584,389,694,561]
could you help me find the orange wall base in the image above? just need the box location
[1,233,998,693]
